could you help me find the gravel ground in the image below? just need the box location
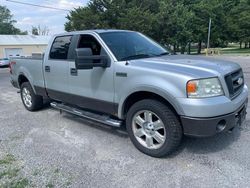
[0,55,250,188]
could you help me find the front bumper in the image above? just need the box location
[176,85,248,117]
[181,98,248,137]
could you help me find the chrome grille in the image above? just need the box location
[225,69,244,98]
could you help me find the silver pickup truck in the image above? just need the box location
[10,30,248,157]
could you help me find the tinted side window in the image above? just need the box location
[77,35,104,63]
[49,36,72,60]
[77,35,101,55]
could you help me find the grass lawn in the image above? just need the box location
[190,47,250,55]
[220,47,250,54]
[169,43,250,55]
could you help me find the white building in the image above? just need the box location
[0,35,51,58]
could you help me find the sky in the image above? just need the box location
[1,0,89,35]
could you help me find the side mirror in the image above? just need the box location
[75,48,110,69]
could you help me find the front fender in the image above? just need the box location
[117,76,185,119]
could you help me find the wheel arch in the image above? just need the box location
[18,73,36,94]
[18,74,29,87]
[118,89,184,119]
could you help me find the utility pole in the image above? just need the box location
[206,18,212,56]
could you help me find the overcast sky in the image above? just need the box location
[1,0,89,35]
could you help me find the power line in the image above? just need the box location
[6,0,70,11]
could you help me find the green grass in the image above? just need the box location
[0,154,16,165]
[0,168,20,179]
[220,47,250,54]
[8,178,29,188]
[0,168,29,188]
[65,181,71,187]
[32,169,40,176]
[54,168,60,174]
[46,182,54,188]
[0,154,30,188]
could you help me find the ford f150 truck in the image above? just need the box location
[10,30,248,157]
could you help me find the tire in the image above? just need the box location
[126,99,182,158]
[20,82,43,111]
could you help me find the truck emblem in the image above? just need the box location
[116,72,127,77]
[236,77,243,85]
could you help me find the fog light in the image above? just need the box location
[216,120,226,132]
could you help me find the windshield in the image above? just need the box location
[99,32,169,61]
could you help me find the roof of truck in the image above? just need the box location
[93,29,133,33]
[57,29,134,36]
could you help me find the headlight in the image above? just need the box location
[187,77,224,98]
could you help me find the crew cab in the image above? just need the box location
[10,30,248,157]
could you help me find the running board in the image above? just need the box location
[50,102,122,128]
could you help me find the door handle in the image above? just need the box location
[70,68,78,76]
[45,66,50,72]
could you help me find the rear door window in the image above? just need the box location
[49,36,72,60]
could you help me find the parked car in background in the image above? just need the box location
[0,58,10,67]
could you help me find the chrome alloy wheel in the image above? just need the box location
[132,110,166,149]
[22,87,32,108]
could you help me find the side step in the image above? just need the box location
[50,102,122,128]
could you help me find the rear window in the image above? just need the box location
[49,35,72,60]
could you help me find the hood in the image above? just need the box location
[129,55,241,78]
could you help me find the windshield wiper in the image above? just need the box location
[154,52,170,57]
[120,52,169,61]
[121,54,151,61]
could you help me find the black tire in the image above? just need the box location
[20,82,43,111]
[126,99,183,158]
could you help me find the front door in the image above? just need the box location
[68,34,116,115]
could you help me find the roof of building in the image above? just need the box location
[0,35,51,45]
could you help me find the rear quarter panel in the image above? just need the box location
[11,58,45,93]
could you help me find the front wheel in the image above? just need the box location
[20,82,43,111]
[126,99,183,157]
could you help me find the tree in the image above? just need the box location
[0,6,27,34]
[65,6,107,31]
[32,26,39,35]
[65,0,158,41]
[229,0,250,48]
[156,0,194,53]
[65,0,195,53]
[32,25,49,35]
[65,0,250,54]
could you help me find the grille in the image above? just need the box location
[225,69,244,99]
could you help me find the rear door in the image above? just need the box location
[43,35,72,101]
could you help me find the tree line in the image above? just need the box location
[0,6,49,36]
[65,0,250,54]
[0,6,27,35]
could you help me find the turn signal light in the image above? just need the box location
[187,81,197,94]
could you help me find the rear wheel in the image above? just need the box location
[126,99,182,157]
[20,82,43,111]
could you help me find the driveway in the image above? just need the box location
[0,55,250,188]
